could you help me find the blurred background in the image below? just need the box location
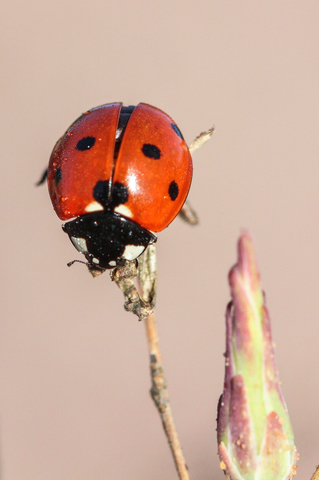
[1,1,318,479]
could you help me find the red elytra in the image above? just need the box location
[48,103,120,221]
[48,102,193,233]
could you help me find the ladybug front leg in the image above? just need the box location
[35,168,48,186]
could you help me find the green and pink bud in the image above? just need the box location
[217,233,298,480]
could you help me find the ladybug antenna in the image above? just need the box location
[67,259,88,268]
[67,259,106,277]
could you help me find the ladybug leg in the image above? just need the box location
[66,258,106,277]
[35,168,48,186]
[181,126,215,225]
[179,200,199,225]
[188,126,215,154]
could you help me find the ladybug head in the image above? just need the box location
[62,211,157,270]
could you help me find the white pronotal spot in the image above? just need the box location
[84,201,104,213]
[71,237,88,254]
[109,260,116,267]
[114,204,133,218]
[92,258,100,264]
[123,244,145,261]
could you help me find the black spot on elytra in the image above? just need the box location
[112,182,129,206]
[171,123,184,140]
[168,181,179,201]
[93,180,109,207]
[93,180,129,209]
[76,136,96,151]
[142,144,161,159]
[54,167,62,186]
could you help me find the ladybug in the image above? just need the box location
[47,102,193,270]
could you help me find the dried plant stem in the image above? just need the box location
[144,312,190,480]
[112,251,190,478]
[110,261,155,321]
[135,245,190,480]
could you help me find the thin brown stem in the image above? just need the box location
[144,313,190,480]
[137,245,190,480]
[310,466,319,480]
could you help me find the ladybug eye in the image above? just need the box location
[171,123,184,140]
[168,181,179,201]
[142,143,161,159]
[75,136,96,151]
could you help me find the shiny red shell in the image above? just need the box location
[48,103,193,232]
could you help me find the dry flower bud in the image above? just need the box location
[217,233,298,480]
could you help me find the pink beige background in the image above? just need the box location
[2,1,319,479]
